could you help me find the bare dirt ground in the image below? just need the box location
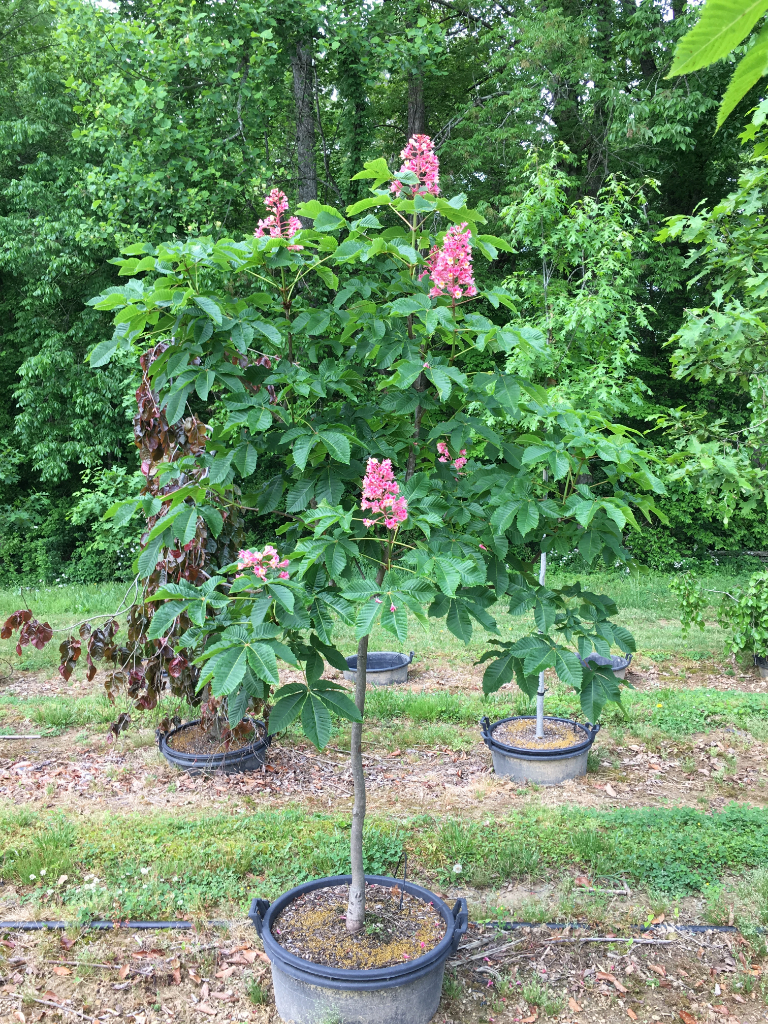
[0,918,765,1024]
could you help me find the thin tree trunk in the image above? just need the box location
[347,564,386,934]
[346,632,369,934]
[291,38,317,220]
[405,371,425,482]
[407,68,426,138]
[535,549,547,739]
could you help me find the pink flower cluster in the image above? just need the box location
[423,222,477,300]
[255,189,303,250]
[236,544,290,581]
[390,134,440,198]
[437,441,467,470]
[361,458,408,530]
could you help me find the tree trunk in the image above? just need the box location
[346,563,386,934]
[405,370,425,482]
[346,633,369,934]
[407,68,426,138]
[291,38,317,220]
[535,549,547,739]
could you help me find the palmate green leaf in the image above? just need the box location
[301,691,333,749]
[246,643,280,686]
[227,686,249,728]
[555,650,583,689]
[233,442,258,478]
[293,434,316,472]
[89,338,118,367]
[517,501,540,537]
[194,295,223,325]
[380,603,408,642]
[310,635,349,673]
[137,533,165,578]
[579,669,622,722]
[314,685,363,723]
[668,0,768,76]
[268,689,307,734]
[266,584,295,613]
[146,600,187,640]
[318,431,351,464]
[209,646,249,696]
[425,366,452,401]
[717,23,768,127]
[286,478,315,512]
[533,599,556,634]
[446,600,472,643]
[490,499,522,534]
[433,556,462,597]
[482,649,516,695]
[355,599,382,639]
[173,504,199,545]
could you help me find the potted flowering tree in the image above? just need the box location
[2,136,666,1023]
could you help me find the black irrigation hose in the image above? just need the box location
[0,920,230,931]
[488,921,751,934]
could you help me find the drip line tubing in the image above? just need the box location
[487,921,752,934]
[0,920,230,931]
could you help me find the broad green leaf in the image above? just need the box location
[516,501,540,537]
[209,646,249,696]
[147,601,186,640]
[233,442,258,477]
[533,599,556,634]
[194,296,223,325]
[173,504,199,545]
[717,23,768,127]
[301,692,333,749]
[200,505,224,537]
[446,600,472,643]
[268,690,307,734]
[315,687,363,722]
[355,599,382,639]
[482,650,516,694]
[286,478,315,512]
[137,534,165,578]
[318,431,351,464]
[555,650,583,689]
[310,635,351,672]
[227,686,249,728]
[668,0,768,76]
[293,434,316,472]
[246,643,280,686]
[90,339,118,367]
[490,499,522,534]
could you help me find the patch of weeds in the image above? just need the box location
[442,969,463,1000]
[586,750,601,773]
[245,975,269,1005]
[521,977,565,1017]
[5,813,76,883]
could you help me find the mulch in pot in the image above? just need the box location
[166,721,263,756]
[271,883,446,969]
[495,718,583,750]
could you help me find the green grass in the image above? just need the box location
[0,569,745,677]
[2,802,768,919]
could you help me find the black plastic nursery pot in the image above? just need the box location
[157,718,271,775]
[343,651,414,686]
[481,715,599,786]
[756,655,768,679]
[249,874,468,1024]
[578,651,633,680]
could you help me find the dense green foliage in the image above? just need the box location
[4,0,768,583]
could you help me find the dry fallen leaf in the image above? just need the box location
[118,965,130,981]
[60,935,76,951]
[390,749,401,757]
[215,966,237,979]
[201,981,210,1001]
[651,913,665,925]
[188,969,202,984]
[574,876,591,888]
[522,1012,538,1024]
[731,993,745,1003]
[12,1010,25,1023]
[240,949,257,964]
[195,1005,216,1017]
[254,949,270,964]
[132,949,163,959]
[649,963,666,977]
[172,967,181,985]
[596,971,628,994]
[627,1010,637,1021]
[604,783,617,797]
[568,997,582,1012]
[679,1012,698,1024]
[52,966,71,976]
[43,991,61,1003]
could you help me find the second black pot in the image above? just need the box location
[157,718,270,775]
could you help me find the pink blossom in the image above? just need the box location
[236,545,291,583]
[390,604,397,613]
[422,223,477,300]
[479,543,487,550]
[374,597,382,604]
[255,189,303,250]
[390,135,440,198]
[361,458,408,530]
[437,441,450,463]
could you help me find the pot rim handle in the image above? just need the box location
[408,651,415,663]
[248,897,270,938]
[450,898,468,953]
[585,721,601,738]
[480,715,492,747]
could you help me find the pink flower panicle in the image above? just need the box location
[236,544,291,582]
[361,457,408,530]
[255,189,303,250]
[390,135,440,198]
[437,442,467,470]
[422,222,477,300]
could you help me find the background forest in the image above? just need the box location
[2,0,766,585]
